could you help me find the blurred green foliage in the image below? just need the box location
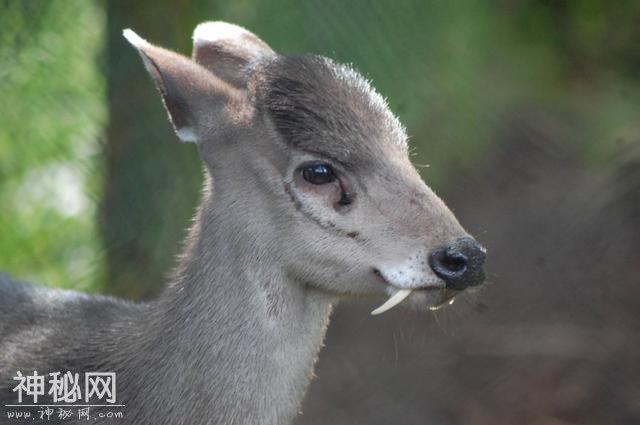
[0,1,105,291]
[1,0,638,295]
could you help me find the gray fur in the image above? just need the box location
[1,22,476,424]
[256,55,408,168]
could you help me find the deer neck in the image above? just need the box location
[123,177,335,424]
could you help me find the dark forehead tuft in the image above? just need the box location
[255,55,407,166]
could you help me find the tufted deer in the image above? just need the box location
[0,22,486,424]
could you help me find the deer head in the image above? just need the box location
[123,22,486,315]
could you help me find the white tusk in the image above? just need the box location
[371,289,413,315]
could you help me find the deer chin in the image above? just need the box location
[371,286,459,315]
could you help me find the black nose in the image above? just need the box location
[429,237,486,290]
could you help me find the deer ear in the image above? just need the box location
[192,22,274,89]
[123,29,242,143]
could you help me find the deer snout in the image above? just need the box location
[429,237,486,290]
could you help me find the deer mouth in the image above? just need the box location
[370,285,459,315]
[370,267,456,315]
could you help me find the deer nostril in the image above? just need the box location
[441,250,468,273]
[429,249,468,280]
[429,237,486,290]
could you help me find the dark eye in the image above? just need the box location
[301,163,336,185]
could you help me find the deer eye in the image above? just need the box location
[301,163,336,185]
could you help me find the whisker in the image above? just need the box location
[471,229,489,238]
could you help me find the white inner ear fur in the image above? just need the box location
[122,29,150,49]
[176,127,199,143]
[192,21,252,45]
[122,29,157,79]
[377,248,444,290]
